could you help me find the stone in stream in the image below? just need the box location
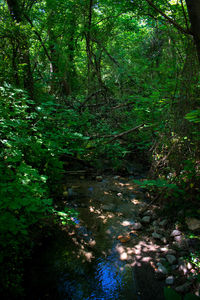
[159,219,168,227]
[141,216,151,224]
[185,217,200,231]
[170,230,182,237]
[153,220,158,227]
[161,237,167,244]
[165,276,174,285]
[152,232,162,239]
[157,262,168,275]
[166,254,176,265]
[131,222,142,230]
[175,282,192,293]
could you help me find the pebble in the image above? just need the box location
[171,230,181,237]
[159,219,168,227]
[144,210,152,216]
[117,192,123,197]
[167,249,177,255]
[165,276,174,285]
[185,217,200,231]
[166,254,176,265]
[153,221,158,226]
[157,262,168,275]
[161,237,167,244]
[159,258,167,264]
[131,222,142,230]
[179,263,188,275]
[152,232,162,239]
[175,281,192,293]
[187,262,192,270]
[141,216,151,223]
[171,264,178,270]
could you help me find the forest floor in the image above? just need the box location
[26,169,200,299]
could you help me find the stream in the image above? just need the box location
[26,169,165,300]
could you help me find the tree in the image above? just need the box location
[6,0,34,98]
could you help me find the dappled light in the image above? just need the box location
[1,0,200,298]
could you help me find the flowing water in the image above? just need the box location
[26,173,165,300]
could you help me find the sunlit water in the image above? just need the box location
[26,174,151,300]
[58,242,138,300]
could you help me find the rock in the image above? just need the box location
[175,282,192,293]
[117,192,123,197]
[171,230,182,237]
[159,219,168,227]
[161,237,167,244]
[131,222,142,230]
[159,258,167,264]
[165,276,174,285]
[153,221,158,226]
[185,217,200,231]
[167,249,177,255]
[141,216,151,223]
[171,265,178,270]
[187,262,192,270]
[152,232,162,239]
[179,263,188,275]
[121,220,135,226]
[166,254,176,265]
[144,210,152,216]
[157,262,168,275]
[96,176,103,181]
[160,247,169,253]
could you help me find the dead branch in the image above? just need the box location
[104,124,144,144]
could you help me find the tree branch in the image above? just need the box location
[23,13,52,62]
[145,0,191,35]
[180,0,190,31]
[104,124,144,144]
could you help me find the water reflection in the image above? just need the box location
[60,248,138,300]
[93,254,125,299]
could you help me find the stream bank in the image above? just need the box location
[25,169,199,300]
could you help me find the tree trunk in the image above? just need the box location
[85,0,93,93]
[185,0,200,64]
[6,0,34,98]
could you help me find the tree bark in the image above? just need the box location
[185,0,200,64]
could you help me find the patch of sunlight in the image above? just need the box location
[98,213,114,224]
[80,249,94,262]
[121,220,134,226]
[88,240,96,247]
[89,206,101,214]
[104,191,109,195]
[141,257,152,262]
[131,198,140,205]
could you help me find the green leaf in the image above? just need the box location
[164,287,181,300]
